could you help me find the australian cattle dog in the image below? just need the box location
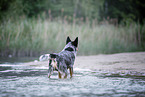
[39,36,78,79]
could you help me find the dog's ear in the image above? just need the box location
[66,36,71,44]
[72,37,78,47]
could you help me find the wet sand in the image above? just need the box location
[26,52,145,74]
[75,52,145,74]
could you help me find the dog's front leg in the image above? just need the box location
[58,72,62,79]
[69,67,73,78]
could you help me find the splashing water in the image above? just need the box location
[0,63,145,97]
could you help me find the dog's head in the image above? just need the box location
[64,36,78,52]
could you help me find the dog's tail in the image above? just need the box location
[39,54,50,61]
[39,53,58,61]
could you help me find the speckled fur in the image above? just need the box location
[47,36,78,78]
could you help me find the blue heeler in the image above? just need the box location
[39,36,78,79]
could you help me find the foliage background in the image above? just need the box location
[0,0,145,57]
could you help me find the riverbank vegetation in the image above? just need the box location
[1,16,144,56]
[0,0,145,57]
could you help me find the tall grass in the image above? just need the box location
[0,16,145,57]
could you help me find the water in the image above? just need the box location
[0,62,145,97]
[0,57,36,64]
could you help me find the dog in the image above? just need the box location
[39,36,78,79]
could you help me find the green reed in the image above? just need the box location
[0,17,144,56]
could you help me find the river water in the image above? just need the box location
[0,59,145,97]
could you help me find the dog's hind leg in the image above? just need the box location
[48,74,51,78]
[69,67,73,78]
[48,68,53,78]
[64,73,67,79]
[63,67,68,79]
[48,60,53,78]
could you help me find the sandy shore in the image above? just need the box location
[75,52,145,73]
[25,52,145,73]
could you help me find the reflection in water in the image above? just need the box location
[0,64,145,97]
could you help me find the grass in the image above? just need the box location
[0,17,145,57]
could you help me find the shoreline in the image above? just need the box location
[22,52,145,75]
[75,52,145,73]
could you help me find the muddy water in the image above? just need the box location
[0,63,145,97]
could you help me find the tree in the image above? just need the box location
[100,0,145,23]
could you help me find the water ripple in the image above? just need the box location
[0,64,145,97]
